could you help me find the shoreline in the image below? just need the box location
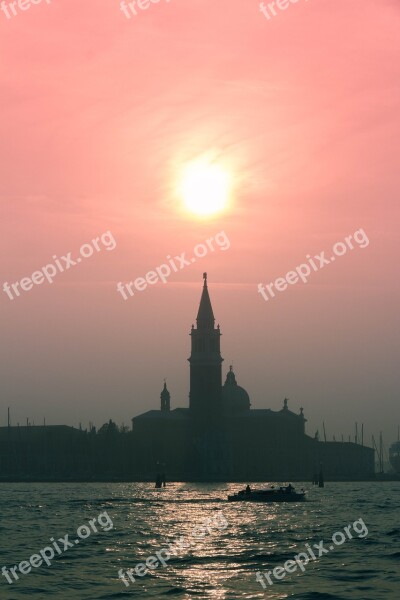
[0,476,399,483]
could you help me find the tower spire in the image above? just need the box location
[161,381,170,412]
[196,272,215,330]
[189,274,223,419]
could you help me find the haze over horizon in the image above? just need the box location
[1,0,399,450]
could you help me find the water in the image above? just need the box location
[0,482,398,600]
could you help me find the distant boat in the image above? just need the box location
[228,484,306,502]
[389,441,400,474]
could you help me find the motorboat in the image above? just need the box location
[228,484,306,502]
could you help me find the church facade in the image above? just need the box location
[131,274,374,481]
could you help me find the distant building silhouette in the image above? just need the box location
[0,274,374,482]
[131,274,375,481]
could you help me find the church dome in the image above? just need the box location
[222,366,251,414]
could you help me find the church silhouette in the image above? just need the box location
[131,274,374,481]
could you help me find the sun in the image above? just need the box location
[179,158,231,217]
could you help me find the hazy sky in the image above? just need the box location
[1,0,399,449]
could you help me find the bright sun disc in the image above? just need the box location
[179,159,230,217]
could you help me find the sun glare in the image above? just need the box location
[179,158,231,217]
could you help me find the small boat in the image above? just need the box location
[228,484,306,502]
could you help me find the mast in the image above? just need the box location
[372,435,380,472]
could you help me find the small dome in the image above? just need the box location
[222,366,250,414]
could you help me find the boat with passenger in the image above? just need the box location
[228,484,306,502]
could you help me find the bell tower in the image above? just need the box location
[188,273,223,420]
[160,381,170,412]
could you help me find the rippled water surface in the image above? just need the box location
[0,482,398,600]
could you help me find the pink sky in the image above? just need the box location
[1,0,399,449]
